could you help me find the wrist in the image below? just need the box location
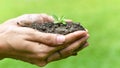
[0,42,11,60]
[0,43,6,59]
[0,32,9,59]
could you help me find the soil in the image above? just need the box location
[29,22,85,35]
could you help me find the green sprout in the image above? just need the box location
[53,15,66,24]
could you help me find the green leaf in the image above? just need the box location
[60,16,65,21]
[52,15,66,24]
[52,15,59,21]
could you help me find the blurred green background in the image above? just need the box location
[0,0,120,68]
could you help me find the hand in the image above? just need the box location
[47,32,89,63]
[13,14,89,65]
[0,14,89,67]
[0,14,65,66]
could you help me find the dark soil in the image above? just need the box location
[29,22,85,35]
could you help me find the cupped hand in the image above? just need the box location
[0,14,63,65]
[0,14,89,67]
[47,32,89,63]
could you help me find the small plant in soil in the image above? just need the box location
[53,15,66,25]
[29,15,86,35]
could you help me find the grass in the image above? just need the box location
[0,0,120,68]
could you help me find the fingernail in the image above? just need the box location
[57,35,65,44]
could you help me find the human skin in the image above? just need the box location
[0,14,89,67]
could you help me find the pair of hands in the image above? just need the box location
[0,14,89,67]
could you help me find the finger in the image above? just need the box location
[64,31,87,45]
[16,14,54,27]
[26,29,66,46]
[60,34,89,58]
[47,52,60,62]
[47,34,89,62]
[18,41,60,54]
[72,42,89,56]
[72,41,89,54]
[82,42,89,48]
[15,27,65,46]
[39,14,54,23]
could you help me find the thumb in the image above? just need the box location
[22,28,66,46]
[32,32,66,46]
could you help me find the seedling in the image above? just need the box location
[53,15,66,24]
